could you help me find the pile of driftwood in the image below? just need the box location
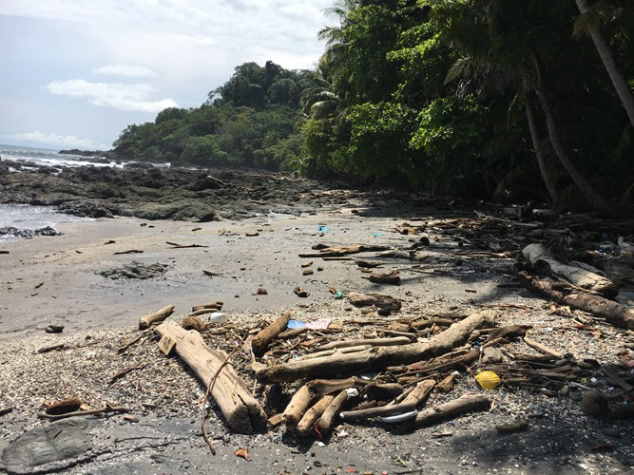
[132,211,634,442]
[131,296,633,443]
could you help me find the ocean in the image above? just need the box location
[0,144,98,238]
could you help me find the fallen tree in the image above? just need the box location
[522,244,618,296]
[256,310,497,383]
[519,272,634,329]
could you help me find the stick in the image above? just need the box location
[319,336,411,351]
[340,380,435,421]
[113,249,143,255]
[252,312,291,356]
[109,363,147,385]
[37,343,65,354]
[415,394,491,427]
[523,337,563,359]
[256,311,497,383]
[139,305,175,330]
[39,406,129,421]
[166,242,209,249]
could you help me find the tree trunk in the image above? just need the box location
[525,98,559,206]
[575,0,634,129]
[535,86,612,214]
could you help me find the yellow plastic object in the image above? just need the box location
[476,371,501,390]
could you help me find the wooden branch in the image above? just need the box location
[340,380,435,421]
[257,311,496,383]
[415,394,491,427]
[299,244,391,258]
[252,312,291,356]
[166,242,209,249]
[109,363,147,385]
[522,244,617,296]
[39,406,129,421]
[139,305,175,330]
[519,271,634,329]
[523,337,563,359]
[319,336,411,351]
[155,322,266,434]
[297,395,335,436]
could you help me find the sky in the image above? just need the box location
[0,0,333,150]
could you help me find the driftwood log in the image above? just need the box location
[252,312,291,356]
[155,322,266,434]
[316,389,353,436]
[297,395,335,436]
[519,272,634,329]
[283,378,361,425]
[522,244,618,296]
[256,310,497,383]
[319,337,411,351]
[415,394,491,427]
[340,379,435,421]
[139,305,175,330]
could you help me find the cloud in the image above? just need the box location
[5,131,108,149]
[94,64,157,78]
[47,79,177,113]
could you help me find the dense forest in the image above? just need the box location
[113,0,634,212]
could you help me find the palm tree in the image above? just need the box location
[574,0,634,128]
[439,0,613,212]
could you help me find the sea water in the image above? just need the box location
[0,144,98,238]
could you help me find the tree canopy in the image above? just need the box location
[113,1,634,211]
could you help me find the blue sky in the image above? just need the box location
[0,0,333,150]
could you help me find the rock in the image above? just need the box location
[133,202,216,222]
[45,324,64,334]
[99,262,169,280]
[0,226,61,239]
[57,201,113,218]
[1,419,94,474]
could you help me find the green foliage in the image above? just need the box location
[113,61,321,170]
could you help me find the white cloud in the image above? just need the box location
[5,131,108,149]
[47,79,177,113]
[94,64,157,78]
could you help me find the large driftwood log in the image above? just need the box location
[257,310,497,383]
[155,322,266,434]
[522,244,618,296]
[519,272,634,329]
[139,305,175,330]
[415,394,491,427]
[252,312,291,356]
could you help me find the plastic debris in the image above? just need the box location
[475,370,501,390]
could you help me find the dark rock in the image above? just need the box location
[57,201,113,218]
[124,161,155,169]
[1,419,94,474]
[0,226,61,239]
[99,262,169,280]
